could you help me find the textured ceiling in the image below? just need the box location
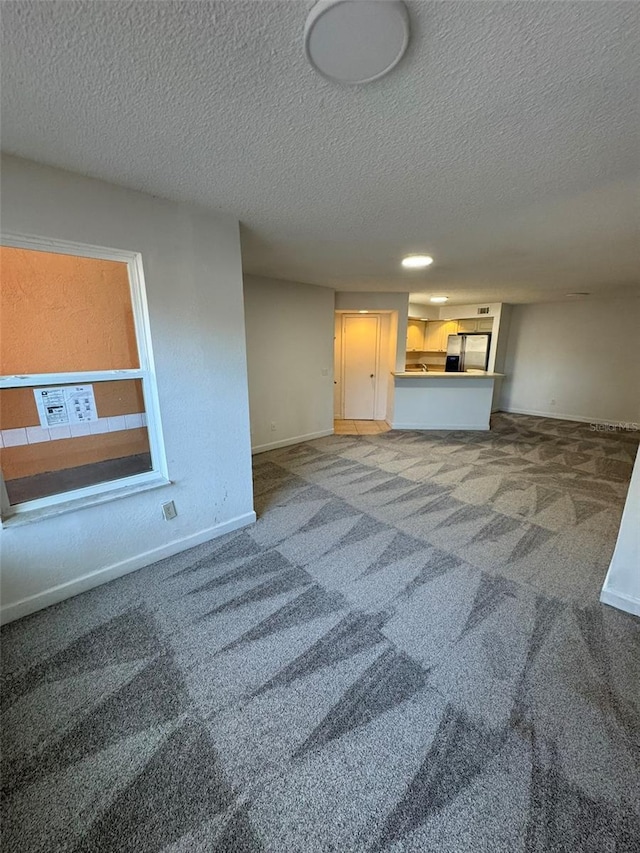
[2,1,639,304]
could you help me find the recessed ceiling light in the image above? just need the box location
[430,296,448,303]
[305,0,410,85]
[401,255,434,269]
[358,310,369,313]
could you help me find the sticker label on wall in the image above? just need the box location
[34,385,98,428]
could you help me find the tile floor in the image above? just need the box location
[333,419,391,435]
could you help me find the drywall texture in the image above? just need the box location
[408,303,438,320]
[0,155,255,620]
[601,450,640,616]
[437,302,502,320]
[499,297,640,424]
[491,304,512,412]
[243,275,334,452]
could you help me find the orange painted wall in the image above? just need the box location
[0,381,149,480]
[0,380,145,429]
[1,430,150,480]
[1,246,139,373]
[1,247,148,481]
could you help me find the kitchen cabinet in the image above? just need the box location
[422,321,443,351]
[406,317,492,352]
[440,320,460,349]
[407,315,494,354]
[457,317,493,333]
[423,320,459,352]
[406,319,426,352]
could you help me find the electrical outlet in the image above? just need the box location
[162,500,177,521]
[271,421,277,431]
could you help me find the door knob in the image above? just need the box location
[370,374,374,378]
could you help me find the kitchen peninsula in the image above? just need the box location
[391,370,504,430]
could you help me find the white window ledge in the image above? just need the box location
[1,474,172,528]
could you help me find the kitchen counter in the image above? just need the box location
[393,371,504,378]
[391,371,504,430]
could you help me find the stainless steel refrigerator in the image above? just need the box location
[445,333,491,372]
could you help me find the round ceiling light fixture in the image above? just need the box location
[304,0,410,85]
[401,255,433,269]
[430,296,448,303]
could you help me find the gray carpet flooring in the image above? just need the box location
[2,413,639,852]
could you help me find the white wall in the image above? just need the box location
[437,302,502,320]
[491,304,512,410]
[600,450,640,616]
[244,275,335,452]
[491,304,512,374]
[0,156,255,622]
[408,302,438,320]
[499,296,640,424]
[409,302,502,321]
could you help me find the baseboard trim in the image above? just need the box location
[0,511,256,625]
[391,422,489,431]
[600,588,640,618]
[252,429,334,454]
[499,407,637,427]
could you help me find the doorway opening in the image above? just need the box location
[334,311,396,423]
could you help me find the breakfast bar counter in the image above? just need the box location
[391,371,504,430]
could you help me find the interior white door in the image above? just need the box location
[342,314,379,419]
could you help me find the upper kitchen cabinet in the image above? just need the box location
[406,319,426,352]
[458,317,494,333]
[423,320,459,352]
[406,315,493,353]
[422,320,443,351]
[440,320,460,347]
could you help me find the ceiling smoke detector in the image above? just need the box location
[304,0,410,85]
